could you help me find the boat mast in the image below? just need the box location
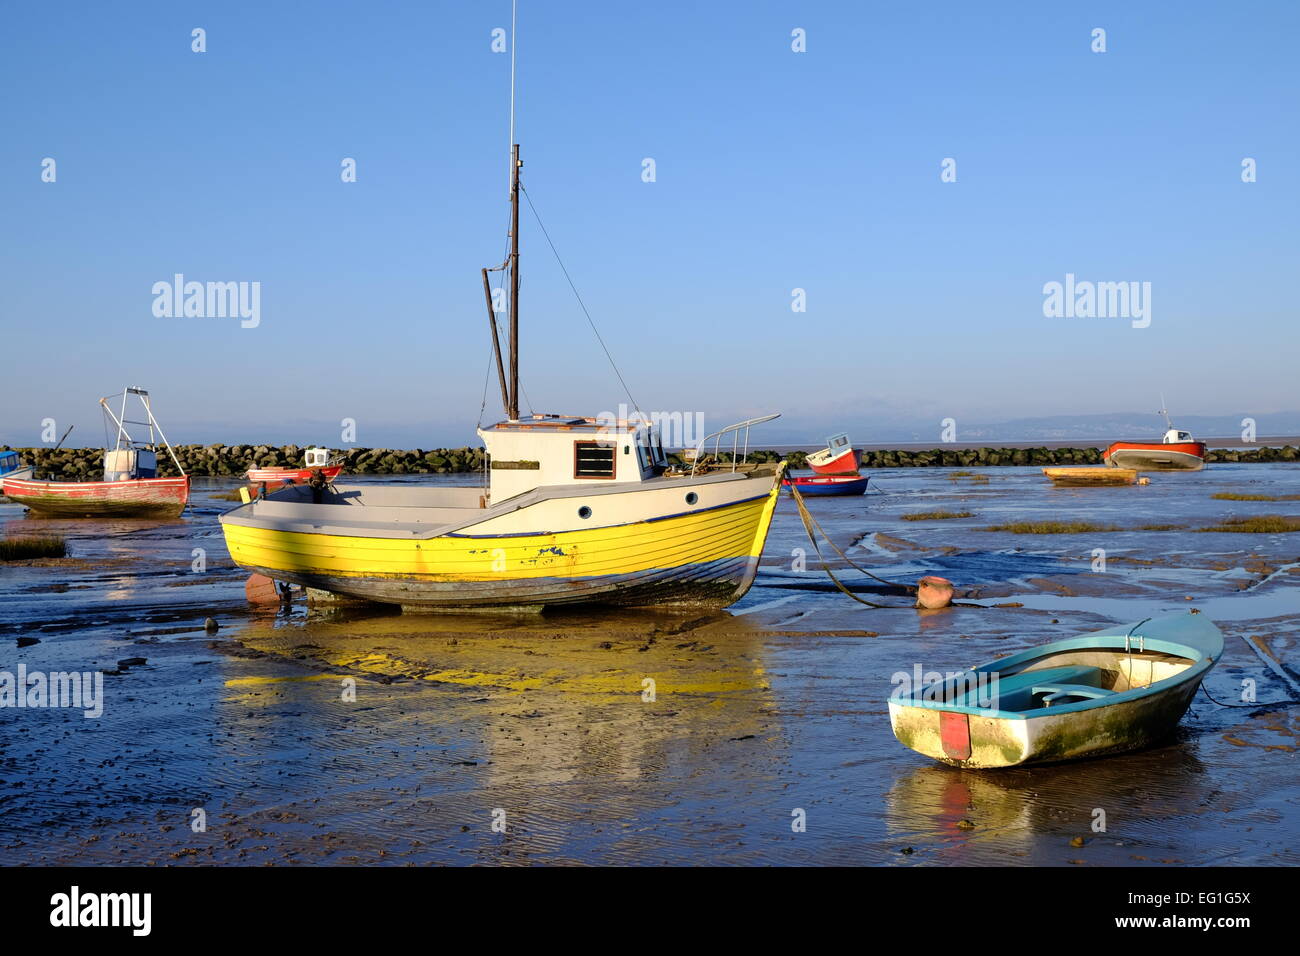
[481,0,521,423]
[99,387,187,477]
[508,143,521,421]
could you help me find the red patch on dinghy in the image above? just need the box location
[940,711,972,761]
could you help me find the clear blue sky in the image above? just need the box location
[1,1,1296,447]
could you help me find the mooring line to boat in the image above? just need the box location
[785,482,916,609]
[1205,631,1300,708]
[786,481,991,610]
[1197,682,1300,709]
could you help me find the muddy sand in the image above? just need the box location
[1,465,1297,865]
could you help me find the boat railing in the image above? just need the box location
[1123,618,1150,655]
[688,413,781,476]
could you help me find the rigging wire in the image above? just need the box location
[519,183,640,417]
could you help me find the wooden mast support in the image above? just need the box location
[508,143,521,421]
[481,267,510,414]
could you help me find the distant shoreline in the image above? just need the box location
[764,436,1300,453]
[3,441,1296,479]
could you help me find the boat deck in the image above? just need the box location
[223,469,769,539]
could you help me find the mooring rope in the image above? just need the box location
[785,478,990,611]
[785,479,917,609]
[1197,682,1300,709]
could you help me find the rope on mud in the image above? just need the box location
[1197,682,1300,709]
[786,480,918,609]
[1197,631,1300,709]
[786,478,989,611]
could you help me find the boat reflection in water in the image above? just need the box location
[225,606,782,796]
[884,743,1210,864]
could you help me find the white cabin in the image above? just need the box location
[1162,428,1194,444]
[478,414,669,503]
[103,447,157,482]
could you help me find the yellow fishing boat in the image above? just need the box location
[219,23,784,611]
[221,414,784,610]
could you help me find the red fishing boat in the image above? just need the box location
[2,474,190,517]
[246,447,343,486]
[1103,408,1206,472]
[1,387,190,518]
[805,432,860,475]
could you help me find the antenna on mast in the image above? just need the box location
[508,0,517,198]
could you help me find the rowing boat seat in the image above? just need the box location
[998,665,1105,695]
[951,664,1112,711]
[948,664,1104,708]
[1031,683,1113,706]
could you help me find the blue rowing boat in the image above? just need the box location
[889,612,1223,767]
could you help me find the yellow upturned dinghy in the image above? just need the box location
[889,613,1223,767]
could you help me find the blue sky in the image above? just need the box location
[1,1,1296,447]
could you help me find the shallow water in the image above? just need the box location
[1,466,1297,865]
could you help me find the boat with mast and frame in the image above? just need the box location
[219,19,785,611]
[2,387,190,518]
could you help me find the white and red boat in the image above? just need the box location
[1,387,190,518]
[805,432,860,475]
[246,447,343,486]
[1103,409,1207,472]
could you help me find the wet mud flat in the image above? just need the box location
[1,469,1297,866]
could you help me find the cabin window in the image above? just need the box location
[574,441,616,479]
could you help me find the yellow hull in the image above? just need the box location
[222,479,782,609]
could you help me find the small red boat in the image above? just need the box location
[1104,410,1207,472]
[805,432,860,475]
[246,447,343,486]
[782,473,870,496]
[1,387,190,518]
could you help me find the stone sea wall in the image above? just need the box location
[4,443,1297,480]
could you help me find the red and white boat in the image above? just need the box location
[2,474,190,517]
[1,387,190,518]
[805,432,860,475]
[1103,409,1207,472]
[246,447,343,486]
